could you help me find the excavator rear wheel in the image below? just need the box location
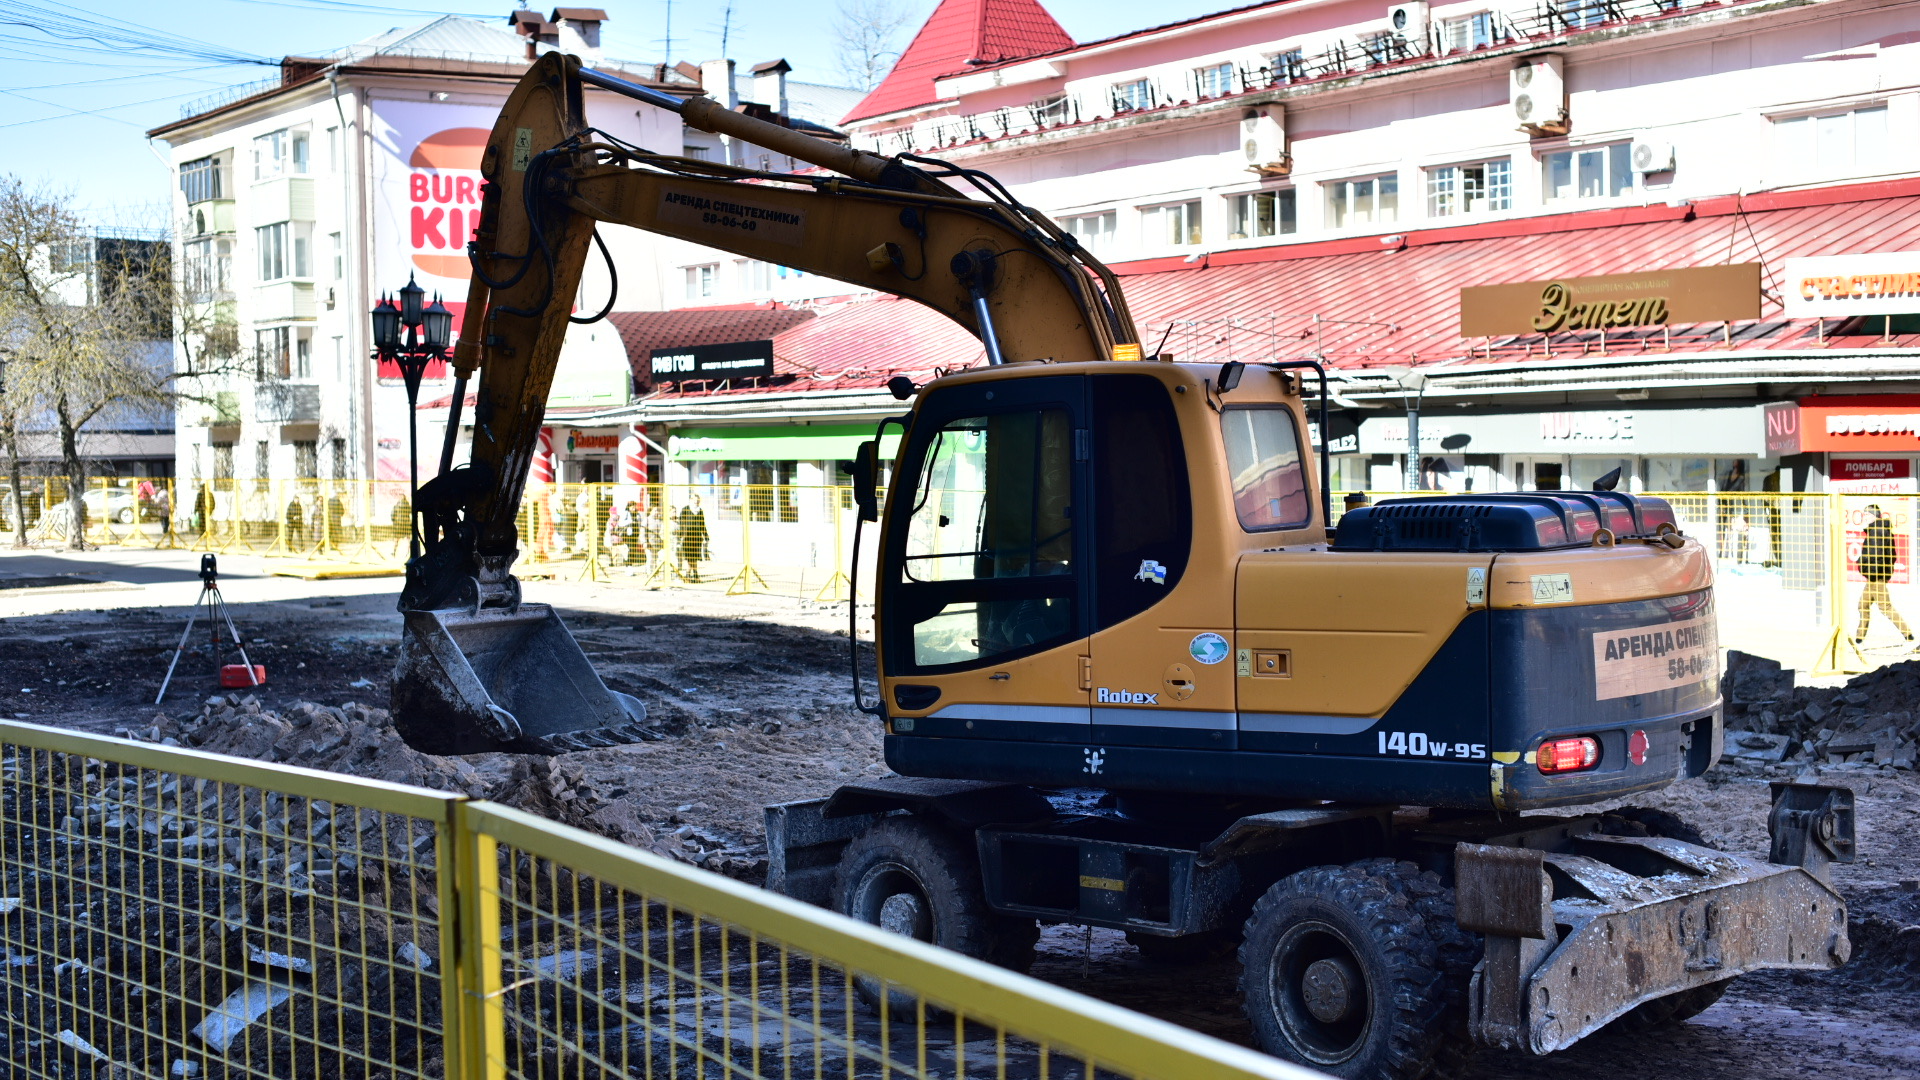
[834,816,1038,1012]
[1240,862,1450,1080]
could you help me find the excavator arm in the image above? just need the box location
[391,52,1138,754]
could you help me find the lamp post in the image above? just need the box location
[371,272,453,558]
[1393,368,1430,491]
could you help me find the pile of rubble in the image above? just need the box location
[119,695,765,879]
[1722,652,1920,770]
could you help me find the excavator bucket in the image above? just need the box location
[390,604,652,755]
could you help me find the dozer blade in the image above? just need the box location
[390,604,651,755]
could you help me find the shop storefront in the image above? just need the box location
[1790,396,1920,491]
[665,424,901,523]
[1354,403,1779,494]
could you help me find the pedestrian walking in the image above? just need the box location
[1854,503,1913,645]
[676,495,710,582]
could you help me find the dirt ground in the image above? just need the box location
[4,548,1920,1078]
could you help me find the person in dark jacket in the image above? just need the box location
[1854,504,1913,644]
[676,495,710,582]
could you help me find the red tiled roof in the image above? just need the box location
[842,0,1075,124]
[1117,183,1920,369]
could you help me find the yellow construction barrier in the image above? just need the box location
[13,477,1917,675]
[0,721,1320,1080]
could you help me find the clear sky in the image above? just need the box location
[0,0,1234,232]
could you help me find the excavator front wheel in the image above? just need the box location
[834,817,1037,1013]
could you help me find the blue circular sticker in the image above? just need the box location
[1189,633,1229,665]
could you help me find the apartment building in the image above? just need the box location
[147,9,855,495]
[631,0,1920,506]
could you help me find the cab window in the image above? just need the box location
[1223,406,1309,530]
[900,409,1075,668]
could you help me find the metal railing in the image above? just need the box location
[0,720,1320,1080]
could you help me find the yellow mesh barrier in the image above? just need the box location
[0,723,1319,1080]
[461,801,1313,1080]
[0,721,459,1079]
[12,478,1908,673]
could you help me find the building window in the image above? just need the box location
[256,327,292,378]
[213,442,235,481]
[1553,0,1608,30]
[682,145,711,160]
[1141,201,1202,246]
[255,441,271,482]
[1229,190,1296,239]
[295,329,312,378]
[1031,93,1070,124]
[329,232,343,280]
[294,441,318,480]
[1772,104,1888,177]
[180,154,228,204]
[1427,159,1511,217]
[1063,212,1116,255]
[738,259,773,293]
[330,438,347,480]
[253,130,285,180]
[1194,62,1234,99]
[49,242,91,274]
[332,336,344,381]
[1264,49,1304,84]
[184,237,232,300]
[291,130,310,175]
[1111,78,1153,113]
[1325,174,1399,228]
[684,263,718,300]
[325,126,339,172]
[254,222,311,280]
[1543,143,1633,202]
[1360,32,1400,66]
[1441,12,1507,52]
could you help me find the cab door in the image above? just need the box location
[879,375,1092,741]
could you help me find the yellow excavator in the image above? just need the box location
[390,52,1856,1080]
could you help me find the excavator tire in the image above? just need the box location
[834,816,1038,1012]
[1350,858,1480,1079]
[1599,808,1736,1031]
[1239,862,1449,1080]
[1126,928,1241,966]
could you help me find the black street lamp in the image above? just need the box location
[371,272,452,559]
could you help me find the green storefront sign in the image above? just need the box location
[668,425,900,462]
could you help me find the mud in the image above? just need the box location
[4,554,1920,1078]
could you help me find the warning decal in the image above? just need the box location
[1592,613,1718,701]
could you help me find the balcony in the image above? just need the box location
[857,0,1707,157]
[253,281,316,321]
[187,200,235,237]
[252,176,315,225]
[255,383,321,424]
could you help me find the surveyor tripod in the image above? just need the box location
[155,554,258,704]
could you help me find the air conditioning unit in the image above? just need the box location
[1631,139,1676,174]
[1241,105,1291,177]
[1511,54,1568,135]
[1388,2,1430,44]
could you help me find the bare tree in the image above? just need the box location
[0,176,240,549]
[835,0,913,92]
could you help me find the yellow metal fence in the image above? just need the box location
[0,721,1318,1080]
[8,478,1912,672]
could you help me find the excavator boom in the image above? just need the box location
[391,52,1137,754]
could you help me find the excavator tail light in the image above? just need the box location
[1537,736,1600,774]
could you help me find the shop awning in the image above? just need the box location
[668,424,901,461]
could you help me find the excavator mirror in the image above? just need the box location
[1217,361,1246,393]
[852,441,881,523]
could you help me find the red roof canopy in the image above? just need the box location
[842,0,1074,124]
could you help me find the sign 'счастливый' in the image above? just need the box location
[1459,264,1761,337]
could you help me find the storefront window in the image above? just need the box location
[1644,457,1711,492]
[1568,457,1632,491]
